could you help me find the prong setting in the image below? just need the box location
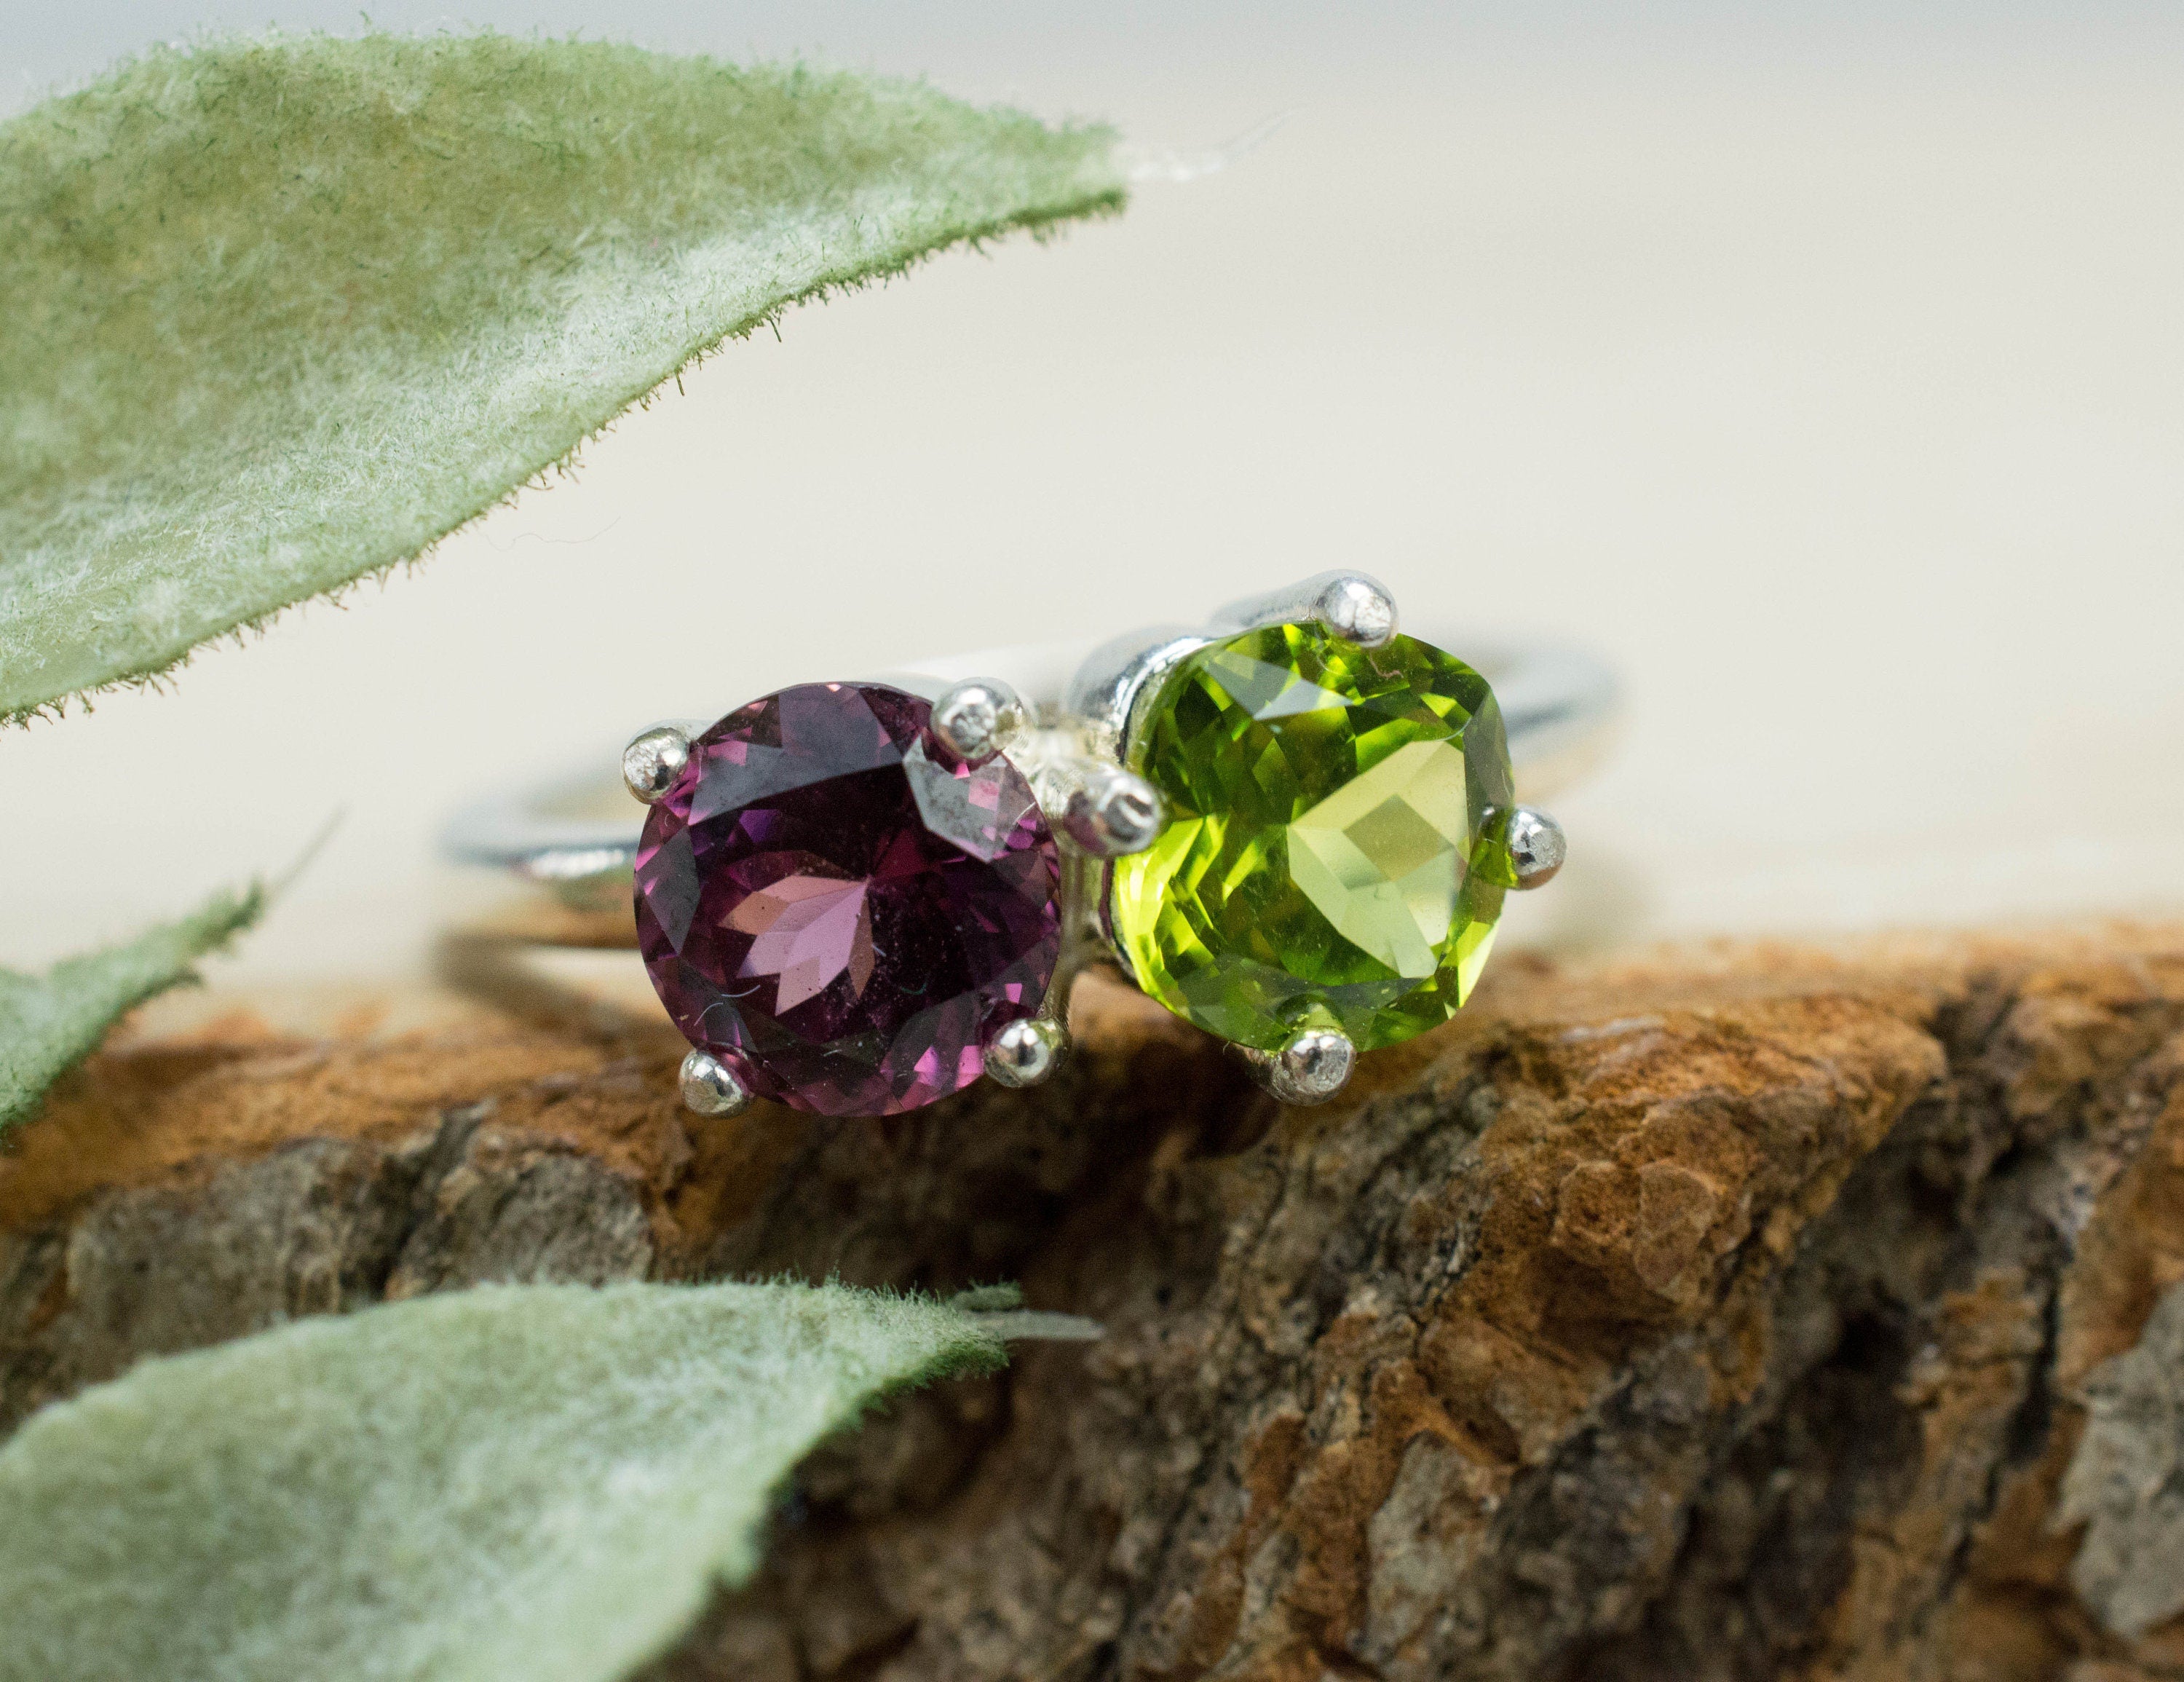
[1313,574,1398,647]
[1063,765,1163,857]
[1245,1025,1356,1105]
[678,1049,753,1118]
[985,1016,1067,1089]
[623,724,692,805]
[1506,806,1567,890]
[933,678,1027,767]
[1206,569,1401,648]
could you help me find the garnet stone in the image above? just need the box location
[634,682,1061,1116]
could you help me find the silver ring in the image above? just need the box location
[443,640,1614,893]
[443,571,1618,1116]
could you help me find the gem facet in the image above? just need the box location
[635,682,1061,1116]
[1109,625,1516,1052]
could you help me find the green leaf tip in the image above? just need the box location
[0,1279,1011,1682]
[949,1282,1104,1341]
[0,882,262,1137]
[0,31,1126,724]
[949,1282,1026,1312]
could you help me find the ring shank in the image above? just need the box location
[442,631,1620,900]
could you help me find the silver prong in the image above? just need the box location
[623,724,692,805]
[985,1016,1067,1089]
[1312,574,1398,647]
[1506,806,1567,890]
[1209,570,1400,648]
[1063,764,1163,857]
[932,678,1028,767]
[1243,1025,1356,1105]
[678,1049,753,1117]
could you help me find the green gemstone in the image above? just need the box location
[1109,624,1516,1053]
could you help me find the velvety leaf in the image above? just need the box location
[0,33,1124,722]
[0,1281,1013,1682]
[0,883,261,1137]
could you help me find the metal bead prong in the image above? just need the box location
[624,724,692,805]
[1507,806,1567,890]
[678,1049,753,1118]
[1246,1025,1356,1106]
[985,1017,1067,1089]
[1314,575,1398,647]
[933,678,1027,767]
[1064,765,1163,858]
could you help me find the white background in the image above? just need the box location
[4,4,2181,984]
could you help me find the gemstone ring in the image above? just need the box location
[442,572,1615,1117]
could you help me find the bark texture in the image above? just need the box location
[3,929,2183,1681]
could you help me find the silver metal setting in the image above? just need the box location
[678,1049,753,1118]
[984,1016,1068,1089]
[932,677,1027,767]
[1506,805,1567,890]
[1314,574,1399,647]
[622,724,692,805]
[1062,763,1163,858]
[1244,1026,1357,1106]
[1061,626,1214,765]
[1210,569,1398,648]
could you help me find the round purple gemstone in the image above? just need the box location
[633,682,1062,1116]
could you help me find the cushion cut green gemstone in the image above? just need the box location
[1109,624,1516,1053]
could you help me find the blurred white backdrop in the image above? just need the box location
[3,4,2181,983]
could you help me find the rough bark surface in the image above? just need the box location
[3,930,2182,1682]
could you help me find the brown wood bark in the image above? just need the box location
[4,928,2183,1682]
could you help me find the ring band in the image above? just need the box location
[442,631,1616,903]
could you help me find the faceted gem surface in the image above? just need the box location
[1109,625,1516,1053]
[635,682,1061,1116]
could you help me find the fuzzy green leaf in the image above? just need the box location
[0,1281,1009,1682]
[0,883,261,1138]
[0,33,1123,722]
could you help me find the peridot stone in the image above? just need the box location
[1109,625,1516,1052]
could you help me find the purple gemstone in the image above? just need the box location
[633,682,1062,1116]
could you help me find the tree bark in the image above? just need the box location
[3,929,2181,1681]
